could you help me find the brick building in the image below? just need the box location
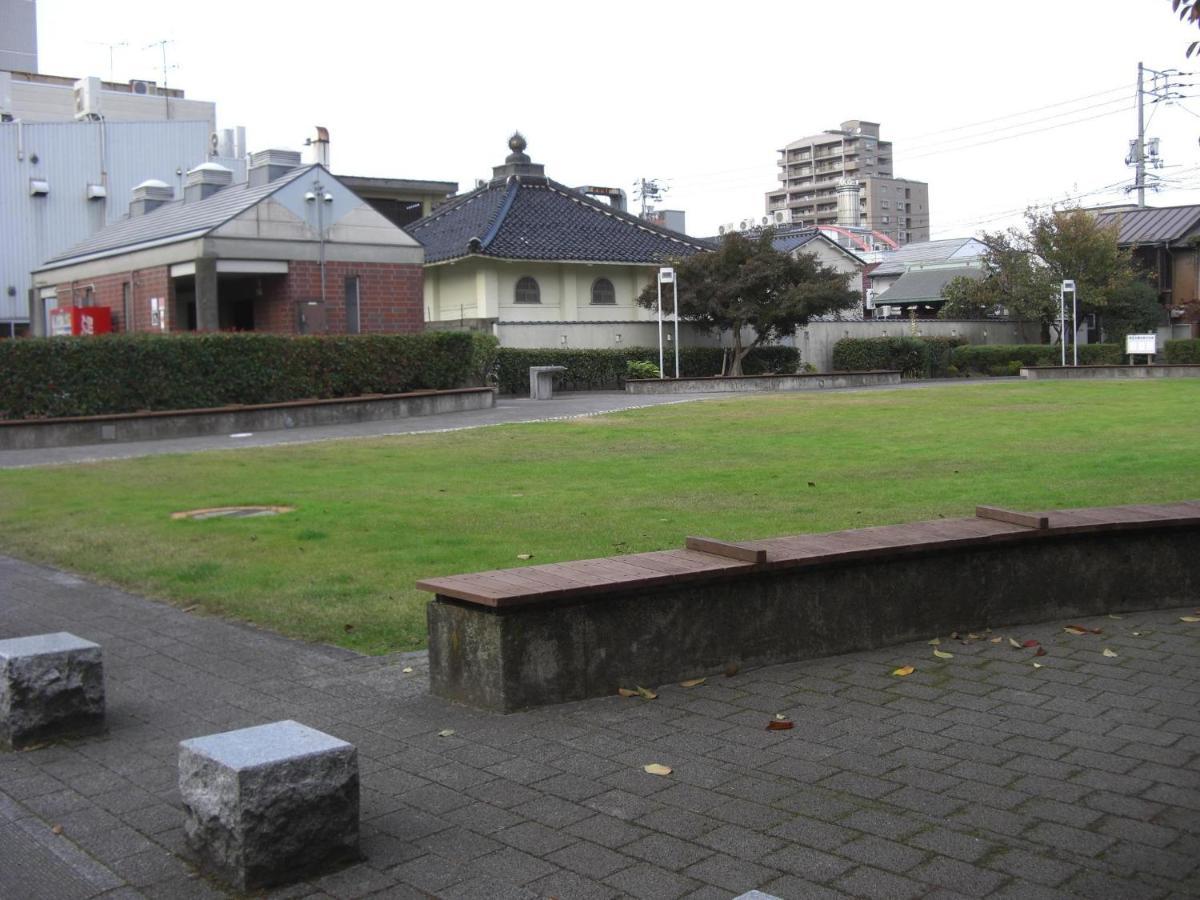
[30,150,424,336]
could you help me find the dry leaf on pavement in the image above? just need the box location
[437,729,455,737]
[402,666,414,674]
[679,678,706,688]
[1180,616,1200,623]
[892,665,915,677]
[643,763,672,776]
[933,649,954,659]
[767,719,795,731]
[928,637,941,646]
[1102,648,1119,658]
[1009,637,1023,649]
[636,686,658,700]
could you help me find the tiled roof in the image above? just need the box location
[1093,205,1200,245]
[40,166,317,267]
[871,237,986,277]
[877,265,982,305]
[406,177,711,265]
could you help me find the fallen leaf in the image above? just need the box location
[679,678,706,688]
[1034,647,1047,657]
[928,637,942,646]
[1022,640,1040,648]
[767,719,795,731]
[774,713,788,720]
[1132,631,1142,636]
[1102,648,1118,658]
[990,636,1003,643]
[636,686,658,700]
[1063,626,1088,636]
[1108,614,1124,620]
[643,763,672,776]
[617,688,638,698]
[1009,638,1023,649]
[50,824,63,835]
[724,663,740,678]
[402,666,414,674]
[516,553,533,560]
[437,729,455,737]
[1032,662,1044,669]
[967,633,982,641]
[892,665,915,677]
[181,605,197,613]
[933,649,954,659]
[1180,616,1200,623]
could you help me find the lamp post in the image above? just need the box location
[305,180,335,307]
[657,267,677,378]
[1060,280,1076,366]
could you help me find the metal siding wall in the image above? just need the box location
[0,119,213,321]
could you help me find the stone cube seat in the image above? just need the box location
[0,632,105,750]
[178,720,360,890]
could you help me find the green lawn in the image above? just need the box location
[1,380,1197,654]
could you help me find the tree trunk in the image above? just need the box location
[728,325,761,377]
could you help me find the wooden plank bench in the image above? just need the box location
[418,501,1200,711]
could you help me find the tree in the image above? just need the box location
[939,207,1144,342]
[1172,0,1200,57]
[1101,280,1163,341]
[637,229,859,376]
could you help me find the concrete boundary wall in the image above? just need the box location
[796,320,1043,372]
[421,502,1200,711]
[1021,364,1200,380]
[625,371,900,394]
[0,387,495,451]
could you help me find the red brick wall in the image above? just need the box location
[256,260,424,335]
[52,266,173,333]
[48,259,422,335]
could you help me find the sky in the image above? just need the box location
[33,0,1200,240]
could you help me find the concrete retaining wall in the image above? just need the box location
[422,503,1200,712]
[625,371,901,394]
[1021,365,1200,380]
[0,387,495,451]
[795,320,1043,372]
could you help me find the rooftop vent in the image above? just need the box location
[129,179,174,216]
[247,149,302,187]
[184,161,233,203]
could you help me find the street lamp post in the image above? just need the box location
[658,267,677,378]
[1060,280,1076,367]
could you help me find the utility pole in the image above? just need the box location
[632,177,666,219]
[1135,61,1146,207]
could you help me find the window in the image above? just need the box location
[345,276,361,333]
[881,200,889,209]
[590,277,616,305]
[514,276,540,304]
[882,216,890,224]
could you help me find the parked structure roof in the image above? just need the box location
[1093,204,1200,246]
[406,136,711,265]
[40,165,317,268]
[878,265,982,305]
[871,237,987,277]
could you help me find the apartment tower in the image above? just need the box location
[765,119,930,245]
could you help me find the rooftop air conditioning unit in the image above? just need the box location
[73,77,103,120]
[771,209,792,225]
[129,79,156,96]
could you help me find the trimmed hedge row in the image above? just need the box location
[831,337,967,379]
[0,332,500,420]
[950,343,1122,376]
[1165,339,1200,363]
[494,346,799,394]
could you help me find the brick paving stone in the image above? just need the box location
[834,865,927,899]
[4,555,1200,899]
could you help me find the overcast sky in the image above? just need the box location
[35,0,1200,239]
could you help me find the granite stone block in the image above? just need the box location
[0,632,105,750]
[178,720,359,890]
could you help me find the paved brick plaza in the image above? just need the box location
[1,553,1198,899]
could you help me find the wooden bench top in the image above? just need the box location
[416,501,1200,609]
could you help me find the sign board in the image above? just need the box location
[149,297,166,331]
[1125,333,1156,355]
[658,267,675,284]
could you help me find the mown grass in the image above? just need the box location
[0,380,1196,654]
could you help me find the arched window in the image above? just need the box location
[590,277,616,305]
[514,276,540,304]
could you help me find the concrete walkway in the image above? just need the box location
[1,554,1197,898]
[0,380,1019,469]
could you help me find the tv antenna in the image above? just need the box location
[143,39,178,118]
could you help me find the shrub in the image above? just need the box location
[493,346,798,394]
[0,331,497,420]
[949,343,1123,375]
[626,360,661,380]
[1165,339,1200,363]
[830,336,966,379]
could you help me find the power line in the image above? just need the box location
[904,105,1136,162]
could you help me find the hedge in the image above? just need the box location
[0,331,500,420]
[1165,339,1200,363]
[493,346,799,394]
[950,343,1122,376]
[831,336,966,379]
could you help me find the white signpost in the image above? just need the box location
[657,267,678,379]
[1060,280,1076,366]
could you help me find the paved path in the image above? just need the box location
[1,554,1197,898]
[0,380,1019,469]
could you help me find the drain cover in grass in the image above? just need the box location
[171,506,295,521]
